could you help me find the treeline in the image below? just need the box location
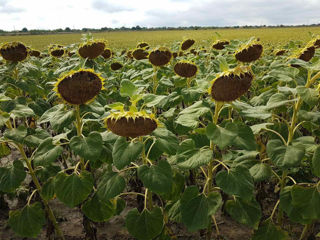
[1,23,320,36]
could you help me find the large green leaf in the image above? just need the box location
[10,104,35,118]
[70,132,103,160]
[39,104,75,132]
[120,79,138,98]
[175,101,210,128]
[225,198,261,229]
[249,163,272,182]
[151,128,179,155]
[216,166,254,200]
[266,139,305,169]
[112,137,143,169]
[54,171,93,207]
[225,122,257,150]
[297,86,319,107]
[207,191,222,215]
[8,202,46,238]
[279,186,312,224]
[97,172,125,200]
[177,148,212,169]
[291,185,320,220]
[206,123,236,149]
[180,186,209,232]
[126,207,164,240]
[252,220,289,240]
[4,125,27,144]
[0,160,26,192]
[138,160,173,194]
[33,138,63,166]
[312,146,320,177]
[82,194,115,222]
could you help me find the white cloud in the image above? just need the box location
[0,0,319,31]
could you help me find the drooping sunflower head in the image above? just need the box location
[274,49,287,56]
[110,62,123,71]
[174,61,198,78]
[212,40,229,50]
[137,42,149,49]
[0,42,28,62]
[101,48,112,59]
[235,39,263,63]
[54,69,104,105]
[290,42,315,67]
[309,36,320,49]
[28,49,41,57]
[78,39,106,59]
[104,111,158,138]
[180,39,195,51]
[126,50,133,59]
[209,65,254,102]
[49,44,65,58]
[132,48,149,60]
[148,47,172,67]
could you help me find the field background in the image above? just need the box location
[1,27,320,50]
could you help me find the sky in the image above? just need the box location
[1,0,320,31]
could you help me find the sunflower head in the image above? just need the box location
[126,50,133,59]
[212,40,229,50]
[148,47,172,67]
[78,39,106,59]
[180,39,195,51]
[290,42,315,67]
[54,69,104,105]
[137,42,149,49]
[309,36,320,49]
[0,42,28,62]
[28,49,41,57]
[101,48,112,59]
[235,39,263,62]
[105,111,158,138]
[110,62,123,71]
[49,45,65,58]
[132,48,149,60]
[174,61,198,78]
[275,49,287,56]
[209,65,253,102]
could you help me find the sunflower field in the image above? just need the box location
[0,33,320,240]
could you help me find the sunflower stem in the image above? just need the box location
[74,105,85,170]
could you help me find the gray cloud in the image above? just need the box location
[0,0,24,13]
[140,0,320,27]
[92,0,132,13]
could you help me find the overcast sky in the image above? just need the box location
[1,0,320,31]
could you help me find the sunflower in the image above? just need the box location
[174,61,198,78]
[0,42,28,62]
[49,45,65,58]
[209,66,253,102]
[132,48,149,60]
[235,40,263,62]
[54,69,104,105]
[180,39,195,51]
[101,48,112,59]
[28,49,41,57]
[110,62,123,71]
[275,49,287,56]
[105,111,158,138]
[137,42,149,49]
[212,40,229,50]
[78,40,105,59]
[148,47,172,67]
[290,43,315,67]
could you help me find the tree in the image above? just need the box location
[21,27,28,32]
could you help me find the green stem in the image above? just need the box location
[299,223,313,240]
[141,138,153,210]
[277,170,287,225]
[206,101,223,239]
[17,144,65,240]
[74,105,85,170]
[152,66,158,94]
